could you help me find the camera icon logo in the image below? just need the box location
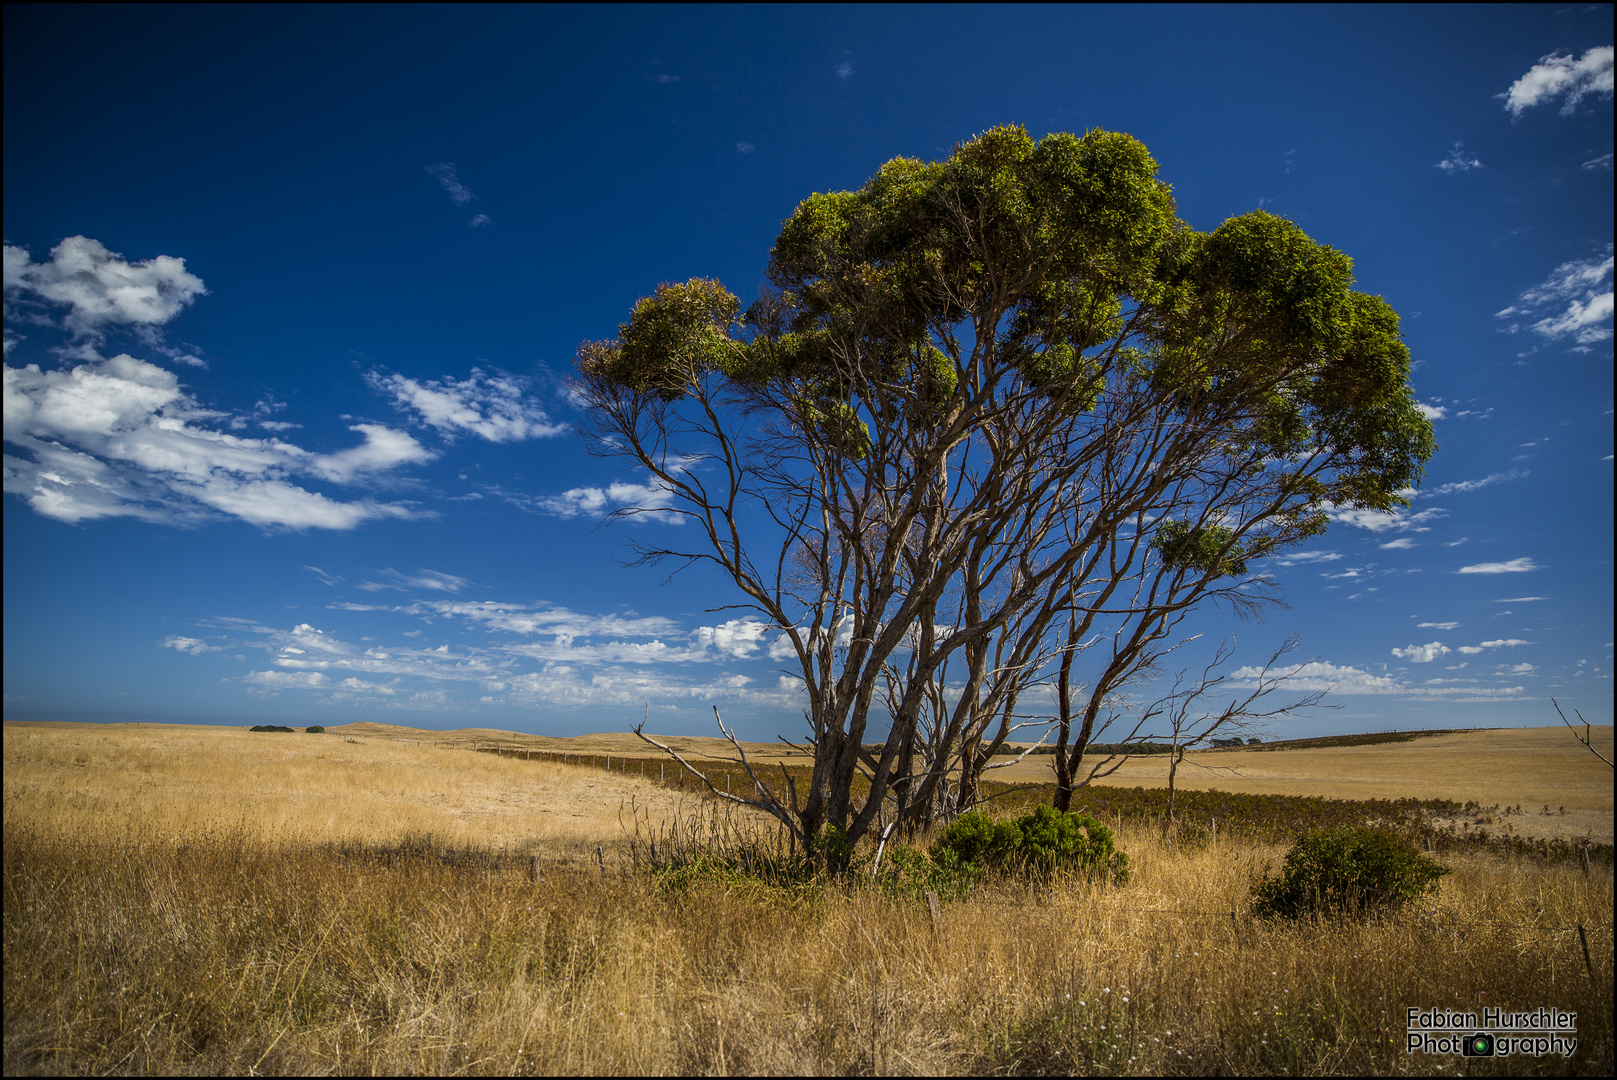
[1461,1032,1495,1057]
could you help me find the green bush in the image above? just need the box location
[930,806,1130,884]
[249,725,295,733]
[304,726,325,734]
[1250,826,1450,919]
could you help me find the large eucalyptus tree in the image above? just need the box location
[573,125,1433,863]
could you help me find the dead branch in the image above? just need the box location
[1554,698,1614,770]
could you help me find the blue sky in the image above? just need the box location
[4,5,1611,740]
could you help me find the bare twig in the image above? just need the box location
[1554,699,1613,770]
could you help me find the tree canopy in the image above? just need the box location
[575,125,1433,863]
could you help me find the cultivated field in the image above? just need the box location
[989,726,1615,845]
[4,720,1613,1075]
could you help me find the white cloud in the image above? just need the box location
[160,635,219,655]
[1502,46,1614,117]
[468,214,491,228]
[1379,537,1418,550]
[1493,596,1546,602]
[204,610,801,711]
[355,568,472,594]
[1503,662,1537,675]
[4,236,206,350]
[836,61,854,79]
[1392,641,1451,663]
[1459,558,1539,574]
[4,355,429,528]
[1410,470,1527,499]
[1585,152,1615,170]
[1224,659,1524,700]
[1434,143,1482,172]
[1480,638,1531,648]
[1324,504,1447,533]
[534,477,677,519]
[368,368,564,442]
[736,142,756,154]
[1416,402,1448,419]
[1417,622,1460,630]
[1267,549,1344,567]
[246,669,330,689]
[425,162,476,205]
[1496,252,1614,348]
[690,619,770,659]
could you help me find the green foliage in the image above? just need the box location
[1250,826,1451,919]
[578,124,1434,518]
[930,806,1130,885]
[577,278,742,401]
[304,726,325,734]
[248,725,295,733]
[1152,519,1250,578]
[811,824,852,867]
[876,842,981,902]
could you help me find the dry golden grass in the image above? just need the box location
[4,721,1613,1075]
[2,721,702,861]
[988,727,1616,844]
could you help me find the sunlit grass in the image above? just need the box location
[4,722,1612,1075]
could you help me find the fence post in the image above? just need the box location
[660,763,665,783]
[1578,924,1595,982]
[529,854,541,883]
[596,845,605,873]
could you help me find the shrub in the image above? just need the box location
[304,726,325,734]
[930,806,1129,885]
[1251,826,1450,919]
[249,725,295,733]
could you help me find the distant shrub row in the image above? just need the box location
[249,725,324,734]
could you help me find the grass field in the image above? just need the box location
[4,720,1613,1075]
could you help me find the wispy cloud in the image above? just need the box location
[1459,558,1539,574]
[355,568,473,594]
[735,141,756,154]
[425,162,476,205]
[1585,152,1615,171]
[468,213,491,228]
[368,368,564,443]
[1267,549,1344,567]
[1496,250,1614,349]
[160,635,220,655]
[1434,142,1482,172]
[1324,504,1447,534]
[1416,402,1448,419]
[1224,658,1526,701]
[835,60,854,79]
[1379,537,1418,550]
[186,605,801,712]
[1501,46,1614,117]
[1417,621,1460,630]
[1409,470,1528,499]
